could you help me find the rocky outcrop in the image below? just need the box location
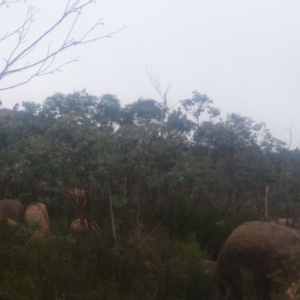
[70,218,100,234]
[5,218,19,227]
[71,218,91,234]
[24,202,50,239]
[215,221,300,299]
[286,282,300,300]
[0,199,25,222]
[71,218,88,233]
[201,259,217,275]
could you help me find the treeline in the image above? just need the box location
[0,90,299,299]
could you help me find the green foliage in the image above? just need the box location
[0,222,113,299]
[180,91,219,125]
[163,197,256,259]
[271,246,300,293]
[125,98,165,125]
[0,220,220,300]
[168,235,217,299]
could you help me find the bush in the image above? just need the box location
[165,235,217,300]
[0,220,219,299]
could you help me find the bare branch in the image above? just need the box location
[0,0,24,8]
[146,67,172,108]
[3,57,79,90]
[281,120,293,150]
[145,67,173,136]
[0,4,33,44]
[0,0,126,90]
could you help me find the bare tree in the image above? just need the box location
[0,0,126,90]
[146,67,172,110]
[145,68,173,137]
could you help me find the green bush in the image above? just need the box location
[165,235,217,300]
[0,220,220,300]
[163,197,257,259]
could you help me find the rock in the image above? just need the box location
[201,259,217,275]
[0,199,25,222]
[0,217,19,227]
[71,219,100,234]
[215,221,300,299]
[286,282,300,300]
[5,218,19,227]
[71,218,90,234]
[24,202,50,239]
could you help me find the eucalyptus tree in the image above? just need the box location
[190,113,279,215]
[94,94,123,129]
[180,91,220,127]
[123,98,165,126]
[166,108,195,138]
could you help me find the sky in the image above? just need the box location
[0,1,300,147]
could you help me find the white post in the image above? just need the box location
[265,184,269,219]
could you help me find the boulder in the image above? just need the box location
[286,282,300,300]
[0,199,25,222]
[201,259,217,275]
[5,218,19,227]
[70,219,100,234]
[71,218,90,234]
[0,217,19,227]
[215,221,300,299]
[24,202,50,239]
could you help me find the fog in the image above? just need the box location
[1,1,300,147]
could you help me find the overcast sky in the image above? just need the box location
[1,1,300,147]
